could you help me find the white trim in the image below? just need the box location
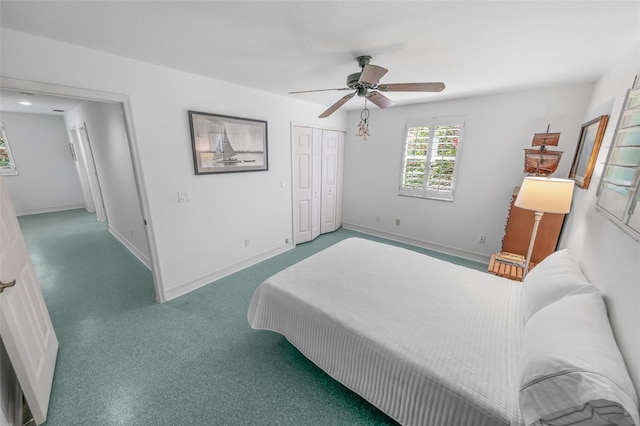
[290,120,347,134]
[594,204,640,242]
[119,97,164,301]
[0,77,128,103]
[108,225,152,269]
[15,204,86,216]
[164,243,293,301]
[342,222,491,264]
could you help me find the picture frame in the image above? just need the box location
[569,115,609,189]
[188,111,268,174]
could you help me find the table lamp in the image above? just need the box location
[515,177,575,279]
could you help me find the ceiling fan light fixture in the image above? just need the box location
[290,55,446,118]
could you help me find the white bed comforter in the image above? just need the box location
[248,238,524,426]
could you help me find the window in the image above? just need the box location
[595,85,640,241]
[0,122,17,175]
[399,117,464,201]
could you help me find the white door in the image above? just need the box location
[335,131,345,229]
[75,123,107,222]
[69,127,96,213]
[311,128,322,240]
[321,130,339,234]
[0,174,58,425]
[293,126,313,243]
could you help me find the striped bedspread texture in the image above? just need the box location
[248,238,524,426]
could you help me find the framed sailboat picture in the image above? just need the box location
[188,111,268,174]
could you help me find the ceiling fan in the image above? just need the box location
[289,55,445,118]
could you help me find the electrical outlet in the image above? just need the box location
[478,235,486,244]
[244,239,250,247]
[395,219,401,226]
[376,215,380,222]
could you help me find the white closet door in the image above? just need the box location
[293,127,313,243]
[321,130,339,234]
[335,131,345,229]
[311,128,322,240]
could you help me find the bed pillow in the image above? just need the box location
[521,249,590,322]
[519,291,639,426]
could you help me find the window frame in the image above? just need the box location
[0,121,18,176]
[398,116,465,201]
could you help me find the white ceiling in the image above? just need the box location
[0,90,85,115]
[1,1,639,115]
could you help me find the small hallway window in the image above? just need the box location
[0,122,17,175]
[399,116,465,201]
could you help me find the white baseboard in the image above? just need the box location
[164,243,294,301]
[108,225,151,269]
[15,204,86,216]
[343,222,491,264]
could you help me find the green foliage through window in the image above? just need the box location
[402,126,430,189]
[400,120,463,200]
[0,122,17,174]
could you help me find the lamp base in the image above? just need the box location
[522,211,544,281]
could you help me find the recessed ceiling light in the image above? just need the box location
[19,101,32,106]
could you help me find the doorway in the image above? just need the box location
[0,77,160,300]
[69,123,107,222]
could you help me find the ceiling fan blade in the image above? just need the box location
[377,82,446,92]
[319,92,356,118]
[358,64,388,86]
[289,87,352,94]
[366,91,394,109]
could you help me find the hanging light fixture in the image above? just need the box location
[356,98,371,140]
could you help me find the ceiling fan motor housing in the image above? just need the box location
[347,72,362,89]
[348,56,376,95]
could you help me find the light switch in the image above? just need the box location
[178,191,191,203]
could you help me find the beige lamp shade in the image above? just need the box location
[515,177,575,214]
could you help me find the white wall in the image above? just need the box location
[64,101,151,266]
[0,111,85,215]
[561,43,640,395]
[342,84,592,261]
[0,28,346,301]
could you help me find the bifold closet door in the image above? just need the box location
[293,127,321,244]
[335,131,344,230]
[311,129,322,240]
[293,126,313,243]
[294,127,343,243]
[321,130,340,234]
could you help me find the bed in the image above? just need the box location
[247,238,639,426]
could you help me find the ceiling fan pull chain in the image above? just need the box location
[361,102,370,122]
[357,99,371,140]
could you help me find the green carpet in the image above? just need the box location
[17,209,486,425]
